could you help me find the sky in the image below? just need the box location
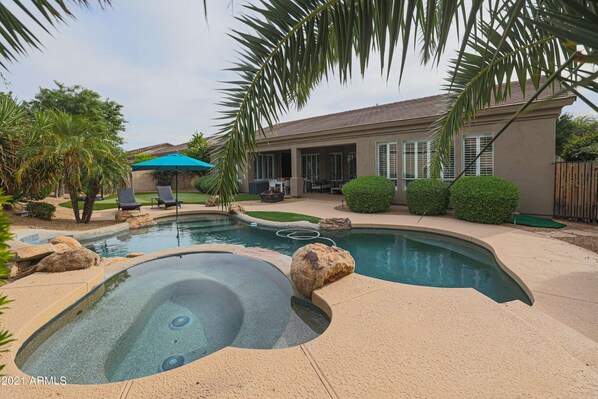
[4,0,597,150]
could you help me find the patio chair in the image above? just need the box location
[116,188,142,211]
[156,186,183,209]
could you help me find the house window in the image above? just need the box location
[302,154,320,179]
[347,152,356,178]
[464,135,493,176]
[330,152,343,180]
[254,154,274,180]
[376,142,397,184]
[404,140,455,185]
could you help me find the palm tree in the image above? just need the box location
[18,110,128,223]
[212,0,597,205]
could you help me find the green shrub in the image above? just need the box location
[406,179,450,215]
[194,175,216,194]
[561,131,598,161]
[26,201,56,220]
[342,175,395,213]
[450,176,519,224]
[0,191,15,372]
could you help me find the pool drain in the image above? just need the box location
[160,354,186,372]
[275,228,337,246]
[169,315,192,330]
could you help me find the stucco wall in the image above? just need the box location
[242,99,572,215]
[130,170,199,193]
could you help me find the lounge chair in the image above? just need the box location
[116,188,142,211]
[156,186,183,209]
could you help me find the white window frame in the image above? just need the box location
[376,141,398,185]
[463,134,494,176]
[403,140,455,188]
[302,153,320,179]
[330,152,343,181]
[254,154,274,180]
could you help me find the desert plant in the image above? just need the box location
[25,201,56,221]
[406,179,450,216]
[450,176,520,224]
[0,191,15,373]
[342,175,395,213]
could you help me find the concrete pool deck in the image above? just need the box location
[2,199,598,397]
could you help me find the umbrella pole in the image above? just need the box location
[176,169,180,242]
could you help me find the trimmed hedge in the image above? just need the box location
[450,176,519,224]
[406,179,450,215]
[194,175,216,194]
[342,175,395,213]
[26,202,56,221]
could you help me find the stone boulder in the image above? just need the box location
[127,214,156,229]
[52,243,71,252]
[205,196,220,207]
[36,247,100,273]
[11,244,56,261]
[290,243,355,297]
[49,236,82,249]
[228,203,245,215]
[115,211,156,229]
[115,210,136,223]
[319,217,352,230]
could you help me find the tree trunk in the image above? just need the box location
[69,191,81,223]
[82,197,96,223]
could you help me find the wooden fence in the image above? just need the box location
[554,162,598,222]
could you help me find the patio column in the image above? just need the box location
[239,153,251,193]
[290,147,303,197]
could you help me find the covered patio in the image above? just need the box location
[240,143,357,196]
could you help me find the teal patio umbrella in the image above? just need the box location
[132,152,214,230]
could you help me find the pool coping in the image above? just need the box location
[2,210,598,397]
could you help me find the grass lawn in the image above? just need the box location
[60,192,260,210]
[245,211,321,224]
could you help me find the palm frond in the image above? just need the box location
[0,1,112,68]
[213,0,463,205]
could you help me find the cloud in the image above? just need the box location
[5,0,596,150]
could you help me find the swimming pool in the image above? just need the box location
[85,215,530,304]
[16,252,330,384]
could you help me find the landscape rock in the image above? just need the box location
[52,243,71,252]
[126,214,156,229]
[11,243,56,261]
[36,248,100,273]
[126,252,144,258]
[49,236,82,249]
[228,203,245,215]
[290,243,355,297]
[115,210,137,223]
[319,217,352,230]
[205,196,220,207]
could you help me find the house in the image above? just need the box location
[239,81,575,215]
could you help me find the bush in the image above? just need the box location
[450,176,519,224]
[26,202,56,221]
[561,131,598,161]
[342,175,395,213]
[194,175,216,194]
[406,179,450,215]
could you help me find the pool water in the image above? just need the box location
[16,253,330,384]
[85,215,530,304]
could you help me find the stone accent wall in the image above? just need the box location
[130,170,199,193]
